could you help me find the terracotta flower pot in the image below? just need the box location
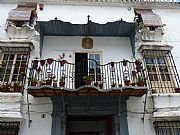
[47,58,54,65]
[40,60,46,66]
[137,81,144,87]
[31,82,37,86]
[175,88,180,93]
[136,66,141,72]
[124,80,130,86]
[59,82,65,87]
[123,60,128,66]
[60,60,66,66]
[14,86,23,93]
[110,62,114,67]
[132,71,136,76]
[46,80,52,85]
[84,80,91,85]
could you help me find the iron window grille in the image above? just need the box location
[0,47,30,92]
[154,121,180,135]
[0,122,20,135]
[142,49,180,93]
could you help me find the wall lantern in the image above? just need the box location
[82,15,93,49]
[39,3,44,10]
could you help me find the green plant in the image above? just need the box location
[83,75,91,81]
[59,76,66,82]
[99,81,103,89]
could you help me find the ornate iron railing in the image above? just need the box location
[28,58,147,89]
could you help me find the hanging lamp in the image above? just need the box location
[82,15,93,49]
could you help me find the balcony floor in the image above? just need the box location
[28,85,147,97]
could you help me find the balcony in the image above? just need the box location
[27,59,147,97]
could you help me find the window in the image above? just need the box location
[0,47,30,87]
[88,53,101,81]
[142,49,179,93]
[0,122,20,135]
[154,121,180,135]
[145,57,170,81]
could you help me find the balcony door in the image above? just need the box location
[75,53,88,88]
[75,53,101,88]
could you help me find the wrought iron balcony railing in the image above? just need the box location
[28,58,147,97]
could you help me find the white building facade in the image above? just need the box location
[0,0,180,135]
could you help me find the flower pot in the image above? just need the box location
[137,81,144,87]
[132,71,136,76]
[53,82,58,87]
[14,86,23,93]
[60,60,66,66]
[175,88,180,93]
[47,58,54,65]
[135,60,141,66]
[59,82,65,87]
[131,83,136,86]
[111,84,116,88]
[40,60,45,66]
[46,80,52,85]
[124,80,130,86]
[31,82,37,86]
[84,80,91,85]
[136,66,141,72]
[123,60,128,66]
[32,63,38,70]
[110,62,114,67]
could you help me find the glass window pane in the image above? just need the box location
[95,54,100,60]
[145,58,154,64]
[89,54,94,59]
[157,58,165,65]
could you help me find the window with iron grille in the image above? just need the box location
[142,50,180,93]
[0,47,30,92]
[154,121,180,135]
[0,122,20,135]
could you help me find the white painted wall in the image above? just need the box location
[42,36,133,63]
[156,9,180,74]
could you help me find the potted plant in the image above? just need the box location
[53,79,58,87]
[47,58,54,65]
[122,59,128,66]
[83,75,92,85]
[58,54,66,66]
[110,61,114,67]
[59,76,66,87]
[124,75,130,86]
[14,81,23,93]
[46,74,55,85]
[94,82,98,87]
[111,82,116,88]
[99,81,103,89]
[175,88,180,93]
[30,77,38,86]
[132,71,136,77]
[135,59,141,66]
[136,75,144,87]
[40,59,46,66]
